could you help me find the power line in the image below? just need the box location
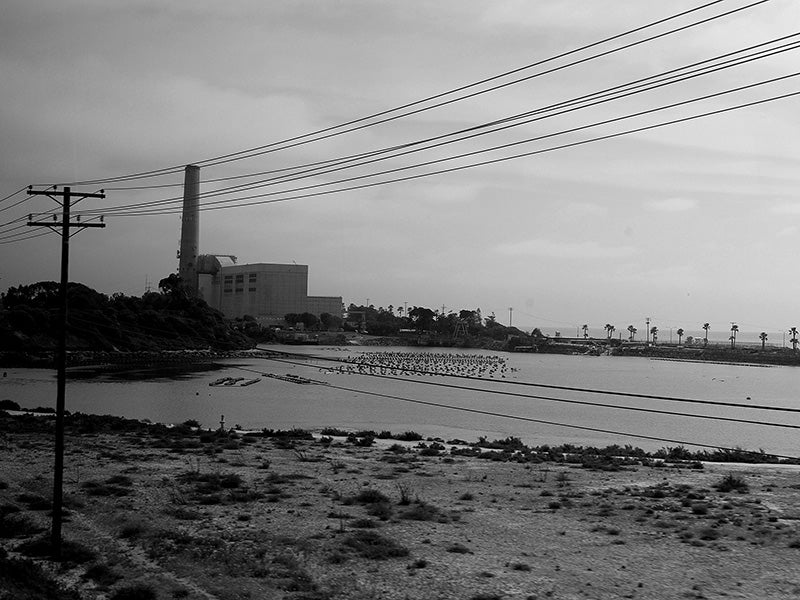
[0,229,52,245]
[258,348,800,414]
[86,83,800,218]
[82,36,800,216]
[242,362,797,460]
[0,187,29,211]
[194,0,771,171]
[40,0,753,188]
[260,354,800,431]
[82,32,800,209]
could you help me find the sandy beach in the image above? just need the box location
[2,415,800,600]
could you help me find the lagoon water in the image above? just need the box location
[2,346,799,458]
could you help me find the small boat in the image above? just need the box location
[239,378,261,386]
[223,377,245,386]
[209,377,233,386]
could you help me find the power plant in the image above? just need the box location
[177,166,342,323]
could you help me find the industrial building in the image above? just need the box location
[178,165,343,323]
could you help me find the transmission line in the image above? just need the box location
[258,355,799,432]
[82,36,800,216]
[84,83,800,218]
[40,0,755,188]
[258,348,800,414]
[241,366,798,461]
[94,32,800,209]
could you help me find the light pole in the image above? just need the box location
[646,317,651,344]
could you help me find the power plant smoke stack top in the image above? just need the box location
[178,165,200,297]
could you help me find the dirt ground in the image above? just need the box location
[2,421,800,600]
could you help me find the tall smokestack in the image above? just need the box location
[178,165,200,296]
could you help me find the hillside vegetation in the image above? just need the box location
[0,280,253,361]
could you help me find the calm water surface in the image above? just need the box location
[2,346,798,457]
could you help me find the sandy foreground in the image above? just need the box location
[1,419,800,600]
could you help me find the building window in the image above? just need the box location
[235,274,244,283]
[248,287,256,292]
[248,273,257,282]
[223,288,232,294]
[235,287,243,293]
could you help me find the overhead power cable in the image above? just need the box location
[0,188,29,211]
[85,81,800,218]
[193,0,772,171]
[0,229,52,245]
[45,0,752,187]
[324,381,798,461]
[240,366,796,460]
[257,348,800,414]
[260,354,800,431]
[88,37,800,215]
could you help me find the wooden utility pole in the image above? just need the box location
[27,185,105,557]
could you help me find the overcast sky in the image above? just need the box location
[2,0,799,336]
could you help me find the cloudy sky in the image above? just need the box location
[2,0,799,337]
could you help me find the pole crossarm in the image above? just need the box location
[28,221,106,228]
[27,187,106,200]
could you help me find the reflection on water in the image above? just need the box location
[65,362,232,382]
[3,346,799,457]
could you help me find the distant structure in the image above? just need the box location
[177,166,342,323]
[178,165,200,297]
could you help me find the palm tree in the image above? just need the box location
[677,328,684,345]
[730,324,739,349]
[627,325,637,341]
[604,324,615,340]
[759,331,768,351]
[582,324,589,339]
[650,326,658,344]
[790,327,798,351]
[702,323,710,346]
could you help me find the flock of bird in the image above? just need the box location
[330,351,513,378]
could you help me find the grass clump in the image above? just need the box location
[17,535,97,565]
[714,473,749,493]
[0,548,82,600]
[446,542,472,554]
[353,489,390,505]
[15,493,52,511]
[111,583,158,600]
[0,512,44,538]
[351,518,379,529]
[82,562,122,587]
[342,530,409,559]
[400,500,448,523]
[81,480,132,497]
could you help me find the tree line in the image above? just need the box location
[0,278,252,354]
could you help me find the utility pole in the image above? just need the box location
[508,307,513,327]
[27,185,106,557]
